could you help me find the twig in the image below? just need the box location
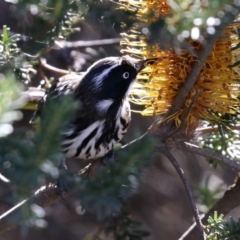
[180,173,240,240]
[197,125,240,134]
[183,142,240,171]
[0,163,92,235]
[0,174,10,183]
[121,118,161,149]
[0,27,122,49]
[39,58,73,75]
[160,147,205,240]
[121,131,148,149]
[158,4,240,138]
[38,67,52,88]
[178,216,204,240]
[55,38,122,49]
[0,183,68,234]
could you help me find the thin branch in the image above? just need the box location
[160,147,205,240]
[0,174,10,183]
[0,183,68,234]
[178,216,204,240]
[38,67,52,88]
[55,38,122,49]
[183,142,240,171]
[0,163,92,235]
[180,173,240,240]
[0,28,122,49]
[158,4,240,138]
[39,58,74,75]
[197,125,240,134]
[121,131,148,149]
[121,118,161,149]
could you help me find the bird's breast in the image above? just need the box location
[62,99,131,160]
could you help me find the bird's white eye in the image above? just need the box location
[122,72,130,79]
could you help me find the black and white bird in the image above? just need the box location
[32,57,149,160]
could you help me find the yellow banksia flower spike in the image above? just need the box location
[120,0,240,132]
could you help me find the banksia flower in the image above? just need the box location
[120,0,240,132]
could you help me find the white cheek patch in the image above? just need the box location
[96,99,114,114]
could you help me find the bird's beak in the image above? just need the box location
[135,58,157,72]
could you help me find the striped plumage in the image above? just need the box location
[33,57,147,160]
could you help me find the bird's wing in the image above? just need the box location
[30,73,84,123]
[49,73,84,97]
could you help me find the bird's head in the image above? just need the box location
[80,57,151,97]
[77,56,154,115]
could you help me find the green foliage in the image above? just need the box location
[205,211,240,240]
[200,121,240,168]
[0,1,88,83]
[75,137,155,218]
[34,0,87,46]
[0,74,25,137]
[166,0,231,35]
[84,0,136,33]
[0,0,155,234]
[199,107,240,167]
[0,94,75,192]
[148,0,235,50]
[0,25,36,83]
[196,176,224,213]
[0,26,21,65]
[83,210,150,240]
[1,0,240,238]
[16,0,87,52]
[104,210,150,240]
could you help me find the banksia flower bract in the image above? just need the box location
[120,0,240,132]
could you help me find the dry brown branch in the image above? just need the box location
[197,125,240,134]
[180,173,240,240]
[0,27,122,48]
[55,38,122,49]
[39,58,74,75]
[160,147,205,240]
[38,67,52,88]
[0,163,93,234]
[183,142,240,172]
[0,183,68,234]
